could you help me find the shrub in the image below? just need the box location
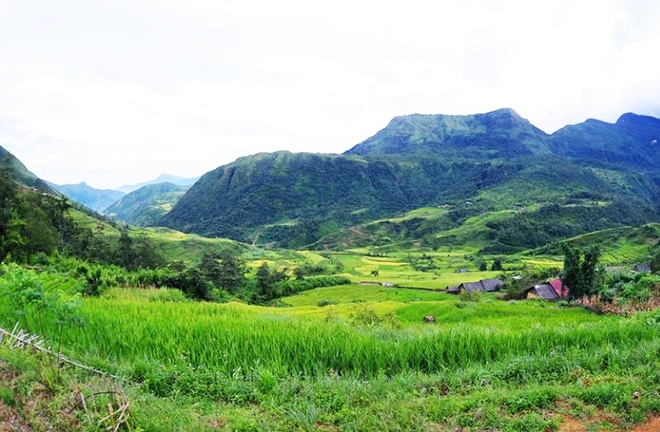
[317,299,338,307]
[275,276,351,297]
[459,290,482,302]
[349,305,400,329]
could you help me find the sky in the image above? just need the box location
[0,0,659,190]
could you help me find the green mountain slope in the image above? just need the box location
[548,113,660,170]
[161,152,414,247]
[105,182,187,226]
[0,146,51,191]
[49,182,125,212]
[161,110,660,248]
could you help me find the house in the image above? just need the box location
[525,283,559,300]
[525,278,568,300]
[453,279,504,294]
[460,281,485,293]
[481,279,504,292]
[446,285,460,294]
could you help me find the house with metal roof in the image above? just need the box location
[453,278,504,294]
[446,285,460,294]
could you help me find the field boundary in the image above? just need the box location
[0,323,120,380]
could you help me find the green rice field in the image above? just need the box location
[1,263,659,431]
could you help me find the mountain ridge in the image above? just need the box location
[105,182,188,226]
[49,182,126,212]
[344,108,551,159]
[161,109,660,248]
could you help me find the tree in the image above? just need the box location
[561,242,602,300]
[491,258,503,271]
[256,263,274,300]
[650,242,660,274]
[132,233,165,269]
[199,251,223,286]
[216,248,246,294]
[180,265,211,300]
[0,161,24,261]
[114,226,137,269]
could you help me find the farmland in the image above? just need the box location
[1,260,659,431]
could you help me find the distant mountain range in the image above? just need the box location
[161,108,660,248]
[47,174,200,214]
[105,182,188,226]
[48,182,126,213]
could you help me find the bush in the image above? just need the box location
[603,272,660,303]
[275,275,351,297]
[317,299,338,307]
[459,290,482,302]
[349,305,400,328]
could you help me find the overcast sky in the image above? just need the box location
[1,0,659,189]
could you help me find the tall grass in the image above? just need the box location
[9,294,655,379]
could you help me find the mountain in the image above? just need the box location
[345,108,551,159]
[160,152,418,246]
[118,174,200,194]
[49,182,126,213]
[105,182,188,226]
[548,113,660,170]
[0,146,51,191]
[161,109,660,249]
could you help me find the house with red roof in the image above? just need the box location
[525,278,569,300]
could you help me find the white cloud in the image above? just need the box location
[0,0,658,188]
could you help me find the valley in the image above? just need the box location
[0,108,659,431]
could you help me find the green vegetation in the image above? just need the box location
[162,110,660,249]
[561,242,602,300]
[1,262,659,431]
[104,182,187,226]
[0,225,658,430]
[1,111,660,430]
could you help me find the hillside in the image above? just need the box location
[161,109,660,248]
[49,181,126,212]
[161,152,415,247]
[105,182,188,226]
[549,113,660,170]
[0,146,52,191]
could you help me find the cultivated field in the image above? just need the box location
[1,262,659,431]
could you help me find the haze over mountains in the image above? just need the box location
[48,182,126,213]
[117,174,200,194]
[2,108,659,250]
[47,174,199,215]
[104,182,189,227]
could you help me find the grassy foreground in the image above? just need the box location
[1,269,659,431]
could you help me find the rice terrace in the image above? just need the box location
[2,79,660,432]
[1,229,660,431]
